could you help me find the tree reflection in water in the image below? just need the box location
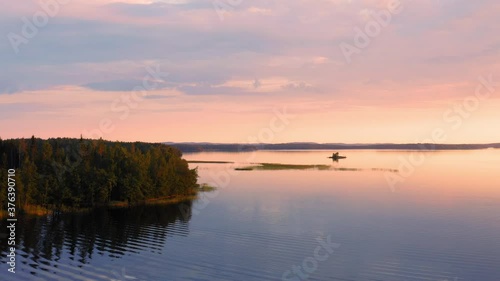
[0,201,193,267]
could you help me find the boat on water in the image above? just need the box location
[328,152,346,160]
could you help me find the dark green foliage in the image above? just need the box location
[0,137,198,210]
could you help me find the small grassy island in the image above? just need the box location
[235,163,331,171]
[0,137,199,216]
[233,163,398,172]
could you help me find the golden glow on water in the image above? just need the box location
[187,149,500,203]
[189,150,500,248]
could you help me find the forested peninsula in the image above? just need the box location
[0,137,198,215]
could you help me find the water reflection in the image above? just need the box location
[0,201,193,274]
[1,150,500,280]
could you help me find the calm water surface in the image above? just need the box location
[1,150,500,280]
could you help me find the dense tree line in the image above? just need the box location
[0,137,198,211]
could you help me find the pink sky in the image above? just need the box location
[0,0,499,143]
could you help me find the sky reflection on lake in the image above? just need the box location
[1,150,500,280]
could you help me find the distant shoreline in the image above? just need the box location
[167,142,500,153]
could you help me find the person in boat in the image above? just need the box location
[330,152,346,159]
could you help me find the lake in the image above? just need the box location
[1,150,500,280]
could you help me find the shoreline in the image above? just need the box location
[0,188,216,218]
